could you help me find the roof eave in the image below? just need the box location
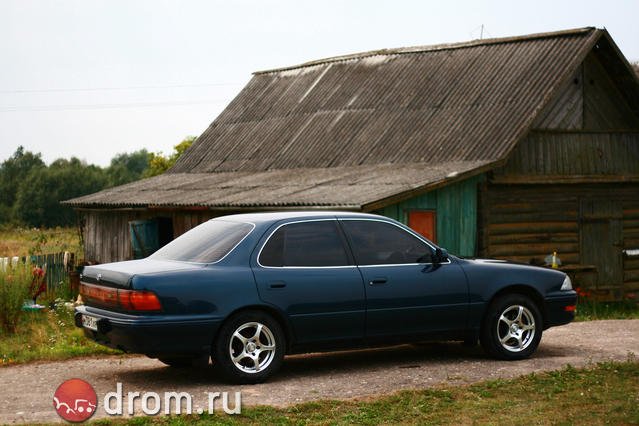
[360,160,500,212]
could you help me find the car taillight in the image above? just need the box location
[118,289,162,311]
[564,305,576,312]
[80,283,162,312]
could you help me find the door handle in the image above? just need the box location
[269,281,287,289]
[369,277,388,285]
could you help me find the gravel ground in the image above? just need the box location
[1,319,637,424]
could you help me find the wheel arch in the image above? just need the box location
[213,304,295,354]
[483,285,547,329]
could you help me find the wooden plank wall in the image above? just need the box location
[624,205,639,293]
[494,131,639,179]
[583,52,639,130]
[531,50,639,133]
[532,68,583,130]
[80,209,220,264]
[377,175,484,257]
[479,184,639,297]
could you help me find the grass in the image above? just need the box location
[0,225,81,258]
[0,305,120,366]
[575,299,639,321]
[91,359,639,425]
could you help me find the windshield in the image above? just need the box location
[149,220,254,263]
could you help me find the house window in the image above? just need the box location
[407,210,436,243]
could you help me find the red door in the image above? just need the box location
[408,210,436,243]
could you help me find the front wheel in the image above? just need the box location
[480,294,542,360]
[213,311,285,384]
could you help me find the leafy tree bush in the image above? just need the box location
[106,149,150,187]
[14,158,107,227]
[0,136,194,228]
[145,136,196,177]
[0,147,45,222]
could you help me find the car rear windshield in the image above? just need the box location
[149,220,254,263]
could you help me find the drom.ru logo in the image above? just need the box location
[53,378,97,422]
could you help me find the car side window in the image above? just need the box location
[259,221,350,267]
[341,220,433,265]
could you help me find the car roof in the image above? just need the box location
[213,211,386,224]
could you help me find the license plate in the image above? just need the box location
[82,314,99,331]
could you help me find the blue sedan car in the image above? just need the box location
[75,212,576,383]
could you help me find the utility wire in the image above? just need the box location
[0,99,227,113]
[0,82,242,95]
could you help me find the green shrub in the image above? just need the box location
[0,263,33,333]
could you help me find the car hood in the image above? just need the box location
[81,259,204,288]
[465,258,552,270]
[458,257,567,290]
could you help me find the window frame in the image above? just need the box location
[256,219,356,269]
[338,218,450,267]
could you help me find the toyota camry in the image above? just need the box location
[75,212,577,383]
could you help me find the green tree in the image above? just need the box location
[0,146,45,222]
[144,136,196,177]
[14,158,107,227]
[106,149,150,187]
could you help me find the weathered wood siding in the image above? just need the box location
[532,51,639,132]
[532,69,583,130]
[494,131,639,181]
[583,52,639,130]
[377,175,484,257]
[479,184,639,298]
[625,205,639,293]
[80,209,219,264]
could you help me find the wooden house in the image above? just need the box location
[66,27,639,300]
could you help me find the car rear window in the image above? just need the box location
[149,220,254,263]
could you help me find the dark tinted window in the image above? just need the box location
[259,221,350,267]
[150,220,253,263]
[341,220,433,265]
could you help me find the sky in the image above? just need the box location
[1,0,638,167]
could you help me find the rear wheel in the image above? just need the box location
[213,310,285,384]
[480,294,542,360]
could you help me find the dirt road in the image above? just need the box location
[1,319,637,424]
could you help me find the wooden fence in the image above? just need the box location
[1,252,75,291]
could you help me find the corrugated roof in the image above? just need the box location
[170,27,601,175]
[67,27,617,209]
[64,160,491,210]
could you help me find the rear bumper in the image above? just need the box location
[75,305,223,358]
[544,291,578,328]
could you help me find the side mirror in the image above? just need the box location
[432,248,449,264]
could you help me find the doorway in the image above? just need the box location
[579,199,623,288]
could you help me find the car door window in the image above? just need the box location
[341,220,433,265]
[259,221,350,267]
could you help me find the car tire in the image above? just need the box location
[213,310,285,384]
[480,294,542,360]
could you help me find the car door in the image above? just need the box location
[252,219,366,346]
[339,218,469,338]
